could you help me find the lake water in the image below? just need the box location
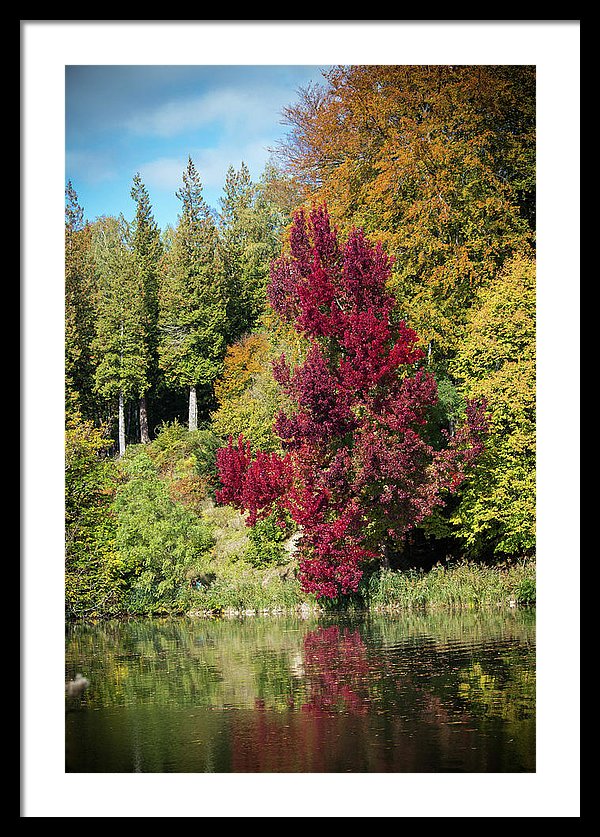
[65,609,535,773]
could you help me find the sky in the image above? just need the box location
[65,64,328,230]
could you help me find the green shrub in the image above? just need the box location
[246,511,292,567]
[515,576,536,605]
[65,414,124,618]
[114,446,215,614]
[148,420,221,493]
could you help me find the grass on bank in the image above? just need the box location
[188,501,305,615]
[365,558,536,613]
[195,496,536,616]
[193,501,536,614]
[187,554,536,616]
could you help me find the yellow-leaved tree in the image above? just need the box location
[450,251,536,557]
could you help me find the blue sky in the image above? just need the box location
[66,64,329,231]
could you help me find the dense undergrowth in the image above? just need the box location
[66,413,535,620]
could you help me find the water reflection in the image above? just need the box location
[66,610,535,772]
[300,626,370,715]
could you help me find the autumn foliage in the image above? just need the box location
[216,206,487,598]
[278,66,535,358]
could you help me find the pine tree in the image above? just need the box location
[158,157,226,431]
[129,173,163,442]
[65,180,84,232]
[91,215,149,457]
[218,162,285,343]
[65,181,96,420]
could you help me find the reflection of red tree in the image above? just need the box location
[227,626,514,772]
[230,701,336,772]
[230,626,372,771]
[300,625,370,716]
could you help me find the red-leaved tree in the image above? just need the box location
[216,205,487,598]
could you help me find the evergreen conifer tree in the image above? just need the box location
[158,157,226,430]
[65,181,96,420]
[129,173,163,442]
[218,162,284,343]
[91,215,149,456]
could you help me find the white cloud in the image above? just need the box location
[137,156,188,191]
[124,84,293,139]
[66,148,117,184]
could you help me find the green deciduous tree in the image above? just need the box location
[450,251,536,556]
[114,445,215,614]
[65,414,122,618]
[158,157,227,430]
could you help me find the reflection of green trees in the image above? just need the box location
[67,610,534,716]
[457,660,535,721]
[363,607,535,649]
[66,617,319,711]
[452,656,536,771]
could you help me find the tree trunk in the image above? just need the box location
[380,542,391,570]
[188,385,198,432]
[118,390,126,458]
[139,395,150,443]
